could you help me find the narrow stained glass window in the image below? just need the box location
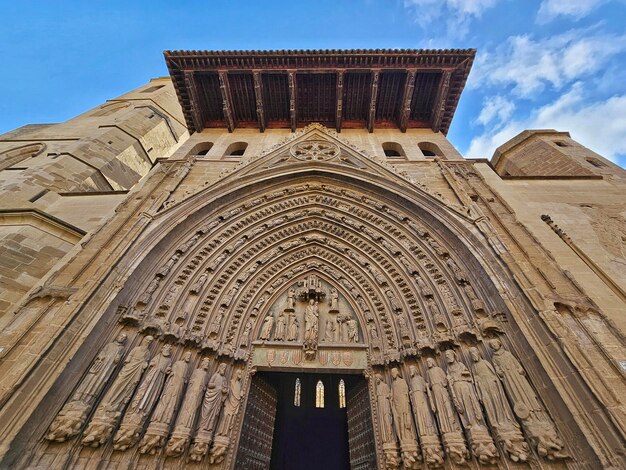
[294,378,301,407]
[316,380,325,408]
[339,379,346,408]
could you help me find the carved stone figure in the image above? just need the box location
[113,344,173,450]
[157,254,179,278]
[390,368,420,469]
[375,374,395,443]
[166,358,211,457]
[259,313,274,340]
[208,307,225,338]
[287,312,299,341]
[239,318,254,347]
[414,275,433,297]
[190,272,209,294]
[445,349,497,464]
[304,299,319,341]
[469,347,529,462]
[46,334,127,442]
[82,336,154,448]
[490,339,566,460]
[347,318,359,343]
[287,288,296,310]
[138,278,160,304]
[324,318,335,342]
[408,366,444,467]
[139,351,192,454]
[216,370,244,437]
[274,311,287,341]
[190,363,228,461]
[425,357,468,464]
[210,370,245,465]
[375,374,400,469]
[329,288,339,310]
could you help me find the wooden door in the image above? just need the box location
[233,375,278,470]
[347,380,378,470]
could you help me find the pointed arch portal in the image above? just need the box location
[28,124,600,470]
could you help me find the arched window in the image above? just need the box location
[91,101,130,117]
[418,142,443,158]
[338,379,346,409]
[225,142,248,157]
[382,142,405,158]
[554,140,568,148]
[294,378,301,407]
[189,142,214,157]
[315,380,325,408]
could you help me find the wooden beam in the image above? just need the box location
[183,71,203,133]
[367,70,380,133]
[431,70,452,133]
[253,71,266,132]
[398,69,417,133]
[335,70,344,132]
[218,71,235,132]
[288,70,297,132]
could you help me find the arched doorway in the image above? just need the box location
[25,126,593,470]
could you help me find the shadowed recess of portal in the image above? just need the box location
[267,373,353,470]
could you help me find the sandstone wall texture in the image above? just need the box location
[0,79,189,323]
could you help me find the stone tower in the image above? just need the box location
[0,50,625,470]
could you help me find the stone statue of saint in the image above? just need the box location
[113,344,173,450]
[287,312,299,341]
[347,318,359,343]
[374,374,395,444]
[469,347,529,462]
[138,278,160,305]
[426,357,468,464]
[287,288,296,310]
[329,289,339,310]
[165,358,211,457]
[489,339,566,460]
[157,254,179,278]
[238,318,254,348]
[190,363,228,461]
[445,349,497,464]
[208,307,225,338]
[259,313,273,340]
[216,370,244,437]
[82,335,154,448]
[139,351,192,454]
[324,318,335,342]
[304,299,319,341]
[46,334,127,442]
[274,311,287,341]
[190,272,208,294]
[408,365,443,467]
[390,368,420,468]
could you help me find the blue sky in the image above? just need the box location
[1,0,625,166]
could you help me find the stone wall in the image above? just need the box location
[0,78,189,324]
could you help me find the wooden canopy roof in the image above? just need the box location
[164,49,475,135]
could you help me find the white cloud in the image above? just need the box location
[466,83,626,162]
[403,0,499,38]
[537,0,608,22]
[475,95,516,126]
[470,30,626,97]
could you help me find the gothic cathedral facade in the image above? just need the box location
[0,50,625,470]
